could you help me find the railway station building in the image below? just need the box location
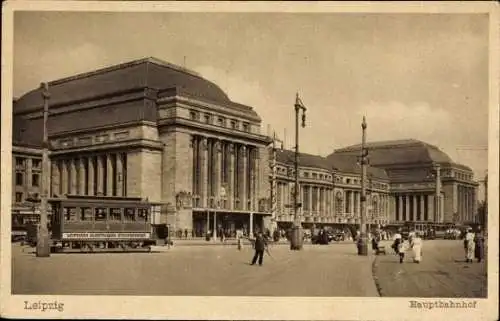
[11,57,480,238]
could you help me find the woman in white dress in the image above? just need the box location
[409,233,423,263]
[464,228,475,263]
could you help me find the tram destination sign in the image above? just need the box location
[62,232,151,239]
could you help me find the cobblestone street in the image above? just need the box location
[373,240,487,298]
[12,242,377,296]
[12,239,488,298]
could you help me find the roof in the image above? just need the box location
[333,138,462,166]
[275,149,388,179]
[276,149,332,171]
[14,57,255,115]
[326,153,388,179]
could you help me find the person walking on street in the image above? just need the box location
[474,226,485,263]
[464,227,475,263]
[409,232,423,263]
[250,231,268,266]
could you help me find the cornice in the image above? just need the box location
[158,117,271,145]
[49,138,163,155]
[158,95,261,123]
[48,120,156,140]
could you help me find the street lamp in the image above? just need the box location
[357,116,369,256]
[37,82,51,257]
[427,164,442,223]
[290,93,307,251]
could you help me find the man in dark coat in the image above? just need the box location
[474,227,485,263]
[251,232,268,266]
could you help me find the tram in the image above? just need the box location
[47,195,162,253]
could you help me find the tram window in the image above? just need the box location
[64,207,78,221]
[95,208,107,221]
[110,208,122,221]
[80,208,92,221]
[137,209,148,221]
[124,208,136,221]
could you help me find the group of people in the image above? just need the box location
[390,229,423,264]
[463,227,485,263]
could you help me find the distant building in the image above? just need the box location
[11,57,480,238]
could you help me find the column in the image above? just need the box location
[96,155,105,196]
[248,147,255,211]
[213,212,217,240]
[106,154,114,196]
[412,195,418,222]
[116,153,124,196]
[405,194,410,221]
[253,148,260,211]
[356,191,361,216]
[88,157,95,196]
[396,195,402,222]
[350,191,354,215]
[201,138,208,207]
[240,145,247,210]
[249,212,254,237]
[50,160,60,197]
[428,194,435,222]
[78,158,85,195]
[308,185,313,214]
[228,143,235,210]
[61,160,69,195]
[70,159,78,194]
[419,195,425,222]
[214,140,222,206]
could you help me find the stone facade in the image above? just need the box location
[11,57,480,238]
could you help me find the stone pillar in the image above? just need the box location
[412,195,418,222]
[88,157,95,196]
[61,160,69,195]
[78,158,85,195]
[428,194,435,222]
[213,212,217,240]
[249,212,254,237]
[50,160,60,197]
[419,195,425,222]
[116,153,124,196]
[308,185,313,214]
[405,194,410,221]
[248,147,254,211]
[106,154,114,196]
[228,143,235,210]
[214,140,222,205]
[201,138,209,207]
[254,148,260,211]
[350,191,354,215]
[96,155,105,196]
[240,145,247,211]
[69,159,78,195]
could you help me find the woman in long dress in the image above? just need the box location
[464,228,475,263]
[474,227,485,263]
[410,233,423,263]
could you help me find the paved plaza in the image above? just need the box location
[373,239,487,298]
[12,240,487,297]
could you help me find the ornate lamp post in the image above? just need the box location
[290,93,307,251]
[357,116,369,256]
[37,82,51,257]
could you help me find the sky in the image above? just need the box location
[12,11,490,186]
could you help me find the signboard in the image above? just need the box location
[62,232,151,240]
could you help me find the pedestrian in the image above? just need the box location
[250,231,268,266]
[409,232,423,263]
[392,229,402,255]
[236,229,243,250]
[474,227,485,263]
[464,227,475,263]
[397,238,406,263]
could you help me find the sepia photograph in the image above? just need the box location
[1,1,498,320]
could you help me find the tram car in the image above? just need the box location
[48,195,161,253]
